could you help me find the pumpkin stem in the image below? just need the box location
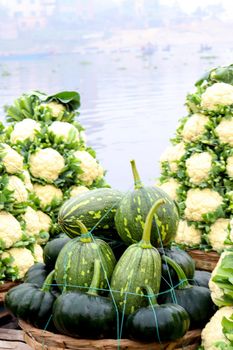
[162,256,190,289]
[140,198,165,248]
[41,270,55,292]
[143,285,158,306]
[130,160,143,189]
[75,219,92,242]
[87,259,101,296]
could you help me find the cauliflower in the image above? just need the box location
[160,142,186,172]
[185,152,212,185]
[156,179,180,201]
[182,113,208,142]
[215,118,233,146]
[45,101,65,117]
[0,211,22,249]
[73,150,104,186]
[32,244,44,263]
[0,143,23,174]
[201,82,233,111]
[37,210,52,232]
[201,306,233,350]
[22,206,40,237]
[48,121,79,142]
[7,175,28,203]
[175,220,202,246]
[29,148,65,181]
[226,156,233,178]
[184,188,223,222]
[22,170,33,191]
[33,183,63,209]
[2,247,34,279]
[69,185,89,198]
[208,218,232,252]
[10,118,40,143]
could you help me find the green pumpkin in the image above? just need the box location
[58,188,124,239]
[114,160,179,246]
[126,286,190,342]
[24,262,49,288]
[43,234,71,270]
[110,199,163,316]
[53,260,117,339]
[55,220,116,293]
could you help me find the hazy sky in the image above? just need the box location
[162,0,233,13]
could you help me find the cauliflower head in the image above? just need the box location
[37,210,52,232]
[73,150,104,186]
[69,185,90,198]
[182,113,208,143]
[48,121,79,143]
[160,142,186,172]
[184,188,223,222]
[0,143,24,174]
[201,82,233,111]
[45,101,66,118]
[2,247,35,279]
[156,178,180,201]
[0,211,22,249]
[215,118,233,146]
[201,306,233,350]
[208,218,232,252]
[33,183,63,209]
[185,152,212,185]
[175,220,202,246]
[22,206,41,237]
[29,147,65,181]
[7,175,28,203]
[10,118,40,143]
[32,244,44,263]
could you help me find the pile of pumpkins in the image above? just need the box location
[5,160,215,343]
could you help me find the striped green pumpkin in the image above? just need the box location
[58,188,123,238]
[110,199,163,315]
[55,220,116,293]
[114,160,179,246]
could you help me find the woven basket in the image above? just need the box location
[186,249,220,272]
[0,281,20,303]
[19,320,202,350]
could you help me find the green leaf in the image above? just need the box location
[31,90,81,111]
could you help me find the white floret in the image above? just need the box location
[33,183,63,209]
[45,101,65,117]
[201,82,233,111]
[10,118,40,143]
[175,220,202,246]
[7,175,28,203]
[208,218,231,252]
[48,121,79,142]
[22,206,40,237]
[2,247,35,279]
[37,211,52,232]
[0,143,24,174]
[226,155,233,177]
[215,118,233,146]
[73,150,104,186]
[184,188,223,222]
[32,244,44,263]
[201,306,233,350]
[186,152,212,185]
[182,113,208,142]
[0,211,22,249]
[156,179,180,201]
[160,142,186,172]
[69,185,90,198]
[29,148,65,181]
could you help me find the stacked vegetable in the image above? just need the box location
[0,90,108,282]
[199,251,233,349]
[5,161,215,343]
[157,63,233,253]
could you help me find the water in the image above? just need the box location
[0,44,232,191]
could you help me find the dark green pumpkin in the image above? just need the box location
[43,234,71,270]
[24,262,49,288]
[158,247,195,292]
[5,271,55,329]
[191,270,211,288]
[58,188,123,238]
[55,220,116,293]
[114,160,179,246]
[53,260,117,339]
[110,199,163,316]
[126,287,190,342]
[161,256,214,328]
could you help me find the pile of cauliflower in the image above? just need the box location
[158,63,233,253]
[200,251,233,349]
[0,91,107,282]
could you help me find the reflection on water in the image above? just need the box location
[0,44,231,190]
